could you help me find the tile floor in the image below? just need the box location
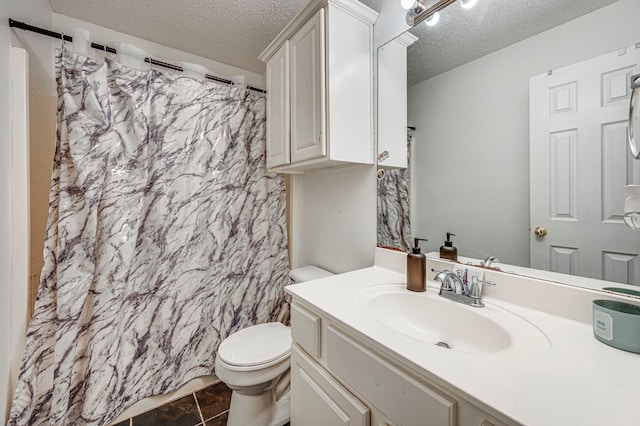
[113,381,231,426]
[112,381,290,426]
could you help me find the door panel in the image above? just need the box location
[530,46,640,285]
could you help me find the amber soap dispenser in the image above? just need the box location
[407,238,427,292]
[439,232,458,261]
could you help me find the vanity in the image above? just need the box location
[271,1,640,422]
[285,248,640,426]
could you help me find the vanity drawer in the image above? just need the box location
[291,345,370,426]
[291,303,322,357]
[326,325,457,426]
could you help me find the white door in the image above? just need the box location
[530,45,640,285]
[290,8,326,164]
[265,41,290,168]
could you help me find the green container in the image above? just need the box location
[593,299,640,353]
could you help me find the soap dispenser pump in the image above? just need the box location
[407,238,428,292]
[440,232,458,261]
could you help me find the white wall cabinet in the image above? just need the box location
[290,301,513,426]
[259,0,378,173]
[377,32,417,169]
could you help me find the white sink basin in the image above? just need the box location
[357,284,549,359]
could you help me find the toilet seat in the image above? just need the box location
[218,323,291,370]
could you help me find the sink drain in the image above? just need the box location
[435,341,451,349]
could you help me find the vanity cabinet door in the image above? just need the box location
[291,344,370,426]
[265,41,290,168]
[289,8,326,164]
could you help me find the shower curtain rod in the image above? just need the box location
[8,18,267,94]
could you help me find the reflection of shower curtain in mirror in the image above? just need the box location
[377,134,412,252]
[9,49,290,426]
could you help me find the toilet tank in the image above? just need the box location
[288,266,334,283]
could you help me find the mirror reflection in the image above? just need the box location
[377,0,640,290]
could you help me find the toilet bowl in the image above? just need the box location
[215,266,334,426]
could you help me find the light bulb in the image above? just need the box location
[424,11,440,26]
[401,0,418,10]
[624,212,640,230]
[624,185,640,230]
[459,0,478,9]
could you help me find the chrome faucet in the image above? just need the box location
[433,269,495,308]
[433,270,466,294]
[480,255,501,269]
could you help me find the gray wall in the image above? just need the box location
[409,0,640,265]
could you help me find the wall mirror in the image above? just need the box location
[377,0,640,296]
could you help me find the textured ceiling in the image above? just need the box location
[49,0,619,80]
[406,0,620,85]
[48,0,321,74]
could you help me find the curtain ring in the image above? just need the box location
[60,31,66,50]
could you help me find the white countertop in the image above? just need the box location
[286,263,640,426]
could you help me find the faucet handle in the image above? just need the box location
[470,275,496,286]
[469,276,496,298]
[467,276,496,307]
[456,269,470,295]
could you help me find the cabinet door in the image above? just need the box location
[377,33,417,169]
[291,345,369,426]
[290,8,326,163]
[266,41,290,168]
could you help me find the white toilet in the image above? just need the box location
[215,266,334,426]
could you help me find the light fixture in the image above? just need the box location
[404,0,480,27]
[624,185,640,230]
[401,0,419,10]
[404,0,454,27]
[459,0,478,9]
[424,12,440,26]
[402,0,427,19]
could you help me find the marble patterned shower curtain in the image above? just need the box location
[377,134,413,252]
[9,49,289,426]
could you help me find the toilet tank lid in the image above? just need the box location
[218,323,291,367]
[289,266,334,283]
